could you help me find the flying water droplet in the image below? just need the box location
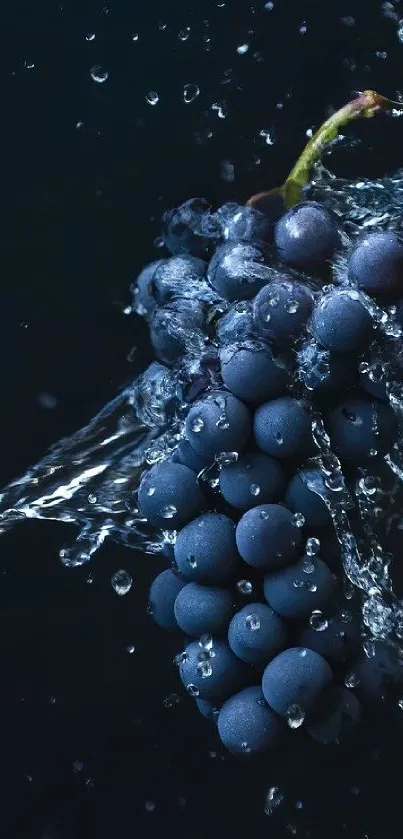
[237,579,253,595]
[292,512,305,528]
[111,570,132,596]
[146,91,159,106]
[90,65,109,83]
[264,785,284,816]
[183,83,200,103]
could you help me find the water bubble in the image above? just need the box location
[23,60,35,70]
[147,486,156,497]
[132,33,139,41]
[398,698,403,710]
[299,648,307,657]
[302,557,315,574]
[306,537,320,556]
[86,32,96,41]
[260,509,270,520]
[125,644,136,654]
[111,570,132,595]
[292,512,305,528]
[237,43,250,54]
[237,579,253,595]
[199,634,213,651]
[398,19,403,43]
[308,583,317,593]
[161,505,177,519]
[309,610,328,631]
[88,493,97,504]
[145,91,160,108]
[245,613,261,631]
[216,415,230,430]
[293,579,305,589]
[73,760,84,774]
[184,83,200,103]
[190,416,204,433]
[286,300,300,313]
[287,704,305,729]
[299,21,307,34]
[264,312,271,323]
[241,741,252,753]
[145,801,155,812]
[90,65,109,83]
[187,554,197,569]
[250,483,261,497]
[186,683,200,697]
[264,785,284,816]
[197,660,213,678]
[158,21,167,30]
[174,651,188,666]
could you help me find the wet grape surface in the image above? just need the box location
[3,1,403,838]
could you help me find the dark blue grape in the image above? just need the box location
[195,697,220,722]
[310,289,373,354]
[172,440,212,473]
[306,685,362,744]
[327,395,398,462]
[222,204,275,245]
[150,298,204,363]
[262,647,333,717]
[174,512,239,584]
[208,241,270,301]
[174,583,233,637]
[185,390,252,458]
[284,469,333,528]
[274,201,340,270]
[219,342,288,404]
[228,602,287,664]
[132,259,164,317]
[252,280,314,344]
[263,555,339,621]
[217,686,284,754]
[148,569,186,631]
[236,504,303,571]
[297,606,361,664]
[138,462,205,529]
[162,198,217,257]
[179,638,248,701]
[346,641,403,706]
[152,255,207,305]
[348,230,403,298]
[219,450,286,512]
[254,397,315,459]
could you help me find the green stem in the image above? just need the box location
[247,90,402,210]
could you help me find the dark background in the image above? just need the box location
[1,0,403,836]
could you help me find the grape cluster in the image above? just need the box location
[136,196,403,756]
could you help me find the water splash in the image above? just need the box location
[1,164,403,650]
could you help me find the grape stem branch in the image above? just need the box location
[247,90,402,210]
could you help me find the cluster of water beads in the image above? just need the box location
[0,164,403,656]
